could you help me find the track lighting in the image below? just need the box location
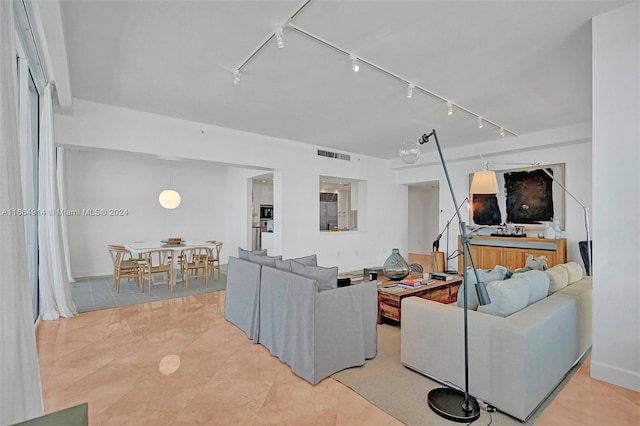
[407,83,414,98]
[233,4,517,138]
[276,27,284,49]
[350,54,360,72]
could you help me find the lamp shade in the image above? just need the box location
[470,170,499,194]
[158,189,181,209]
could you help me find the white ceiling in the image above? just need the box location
[44,0,627,159]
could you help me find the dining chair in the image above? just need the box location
[180,247,209,288]
[206,241,223,279]
[107,245,142,292]
[140,249,174,295]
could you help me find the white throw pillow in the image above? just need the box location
[457,265,509,310]
[545,265,569,293]
[477,279,530,317]
[558,261,583,284]
[511,269,550,305]
[290,261,338,291]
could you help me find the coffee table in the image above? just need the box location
[377,276,463,324]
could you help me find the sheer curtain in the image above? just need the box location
[38,82,77,320]
[0,1,44,423]
[57,147,75,283]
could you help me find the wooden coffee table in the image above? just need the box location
[377,276,463,324]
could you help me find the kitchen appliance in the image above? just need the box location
[260,205,273,219]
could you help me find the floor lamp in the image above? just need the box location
[400,130,493,422]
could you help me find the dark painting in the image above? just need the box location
[504,169,554,223]
[472,194,501,225]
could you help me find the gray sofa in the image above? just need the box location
[401,270,592,421]
[224,256,378,384]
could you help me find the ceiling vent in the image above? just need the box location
[317,149,351,161]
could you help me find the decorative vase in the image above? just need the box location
[553,218,562,239]
[543,222,555,239]
[382,248,410,280]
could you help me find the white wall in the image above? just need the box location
[64,149,227,276]
[408,185,439,255]
[592,2,640,392]
[393,123,593,270]
[55,99,405,276]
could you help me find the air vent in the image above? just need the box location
[317,149,351,161]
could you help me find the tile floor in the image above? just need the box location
[36,291,640,425]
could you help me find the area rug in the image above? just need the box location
[71,272,226,313]
[332,324,587,426]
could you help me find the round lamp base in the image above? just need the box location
[427,387,481,423]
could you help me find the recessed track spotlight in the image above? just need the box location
[500,127,505,137]
[477,116,484,129]
[447,101,453,116]
[407,84,414,99]
[349,54,360,72]
[276,27,284,49]
[233,70,240,85]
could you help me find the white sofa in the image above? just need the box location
[400,265,592,421]
[225,255,378,384]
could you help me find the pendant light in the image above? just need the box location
[159,161,181,209]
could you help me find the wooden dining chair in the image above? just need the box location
[180,247,209,288]
[205,241,223,279]
[140,249,174,295]
[107,245,142,292]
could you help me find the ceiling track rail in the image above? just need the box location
[232,0,518,138]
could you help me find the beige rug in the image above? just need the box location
[332,324,585,426]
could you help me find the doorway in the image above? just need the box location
[407,182,439,272]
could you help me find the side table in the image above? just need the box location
[377,276,463,324]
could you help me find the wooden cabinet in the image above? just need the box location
[458,236,566,271]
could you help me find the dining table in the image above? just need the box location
[124,240,216,286]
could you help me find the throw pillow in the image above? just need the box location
[247,252,282,267]
[238,247,267,260]
[290,261,338,291]
[457,265,509,310]
[477,279,530,317]
[557,261,583,284]
[275,259,293,271]
[274,254,318,272]
[511,269,550,305]
[525,254,548,271]
[292,254,318,266]
[545,265,569,293]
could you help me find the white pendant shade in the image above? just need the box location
[470,170,499,194]
[159,189,181,209]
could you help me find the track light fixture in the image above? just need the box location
[407,83,415,99]
[350,54,360,72]
[232,0,517,138]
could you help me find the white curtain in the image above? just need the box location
[38,82,77,320]
[57,147,75,283]
[0,1,45,423]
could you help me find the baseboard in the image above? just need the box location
[591,359,640,392]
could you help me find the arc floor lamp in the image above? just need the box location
[400,130,494,422]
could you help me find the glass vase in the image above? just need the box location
[382,248,410,280]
